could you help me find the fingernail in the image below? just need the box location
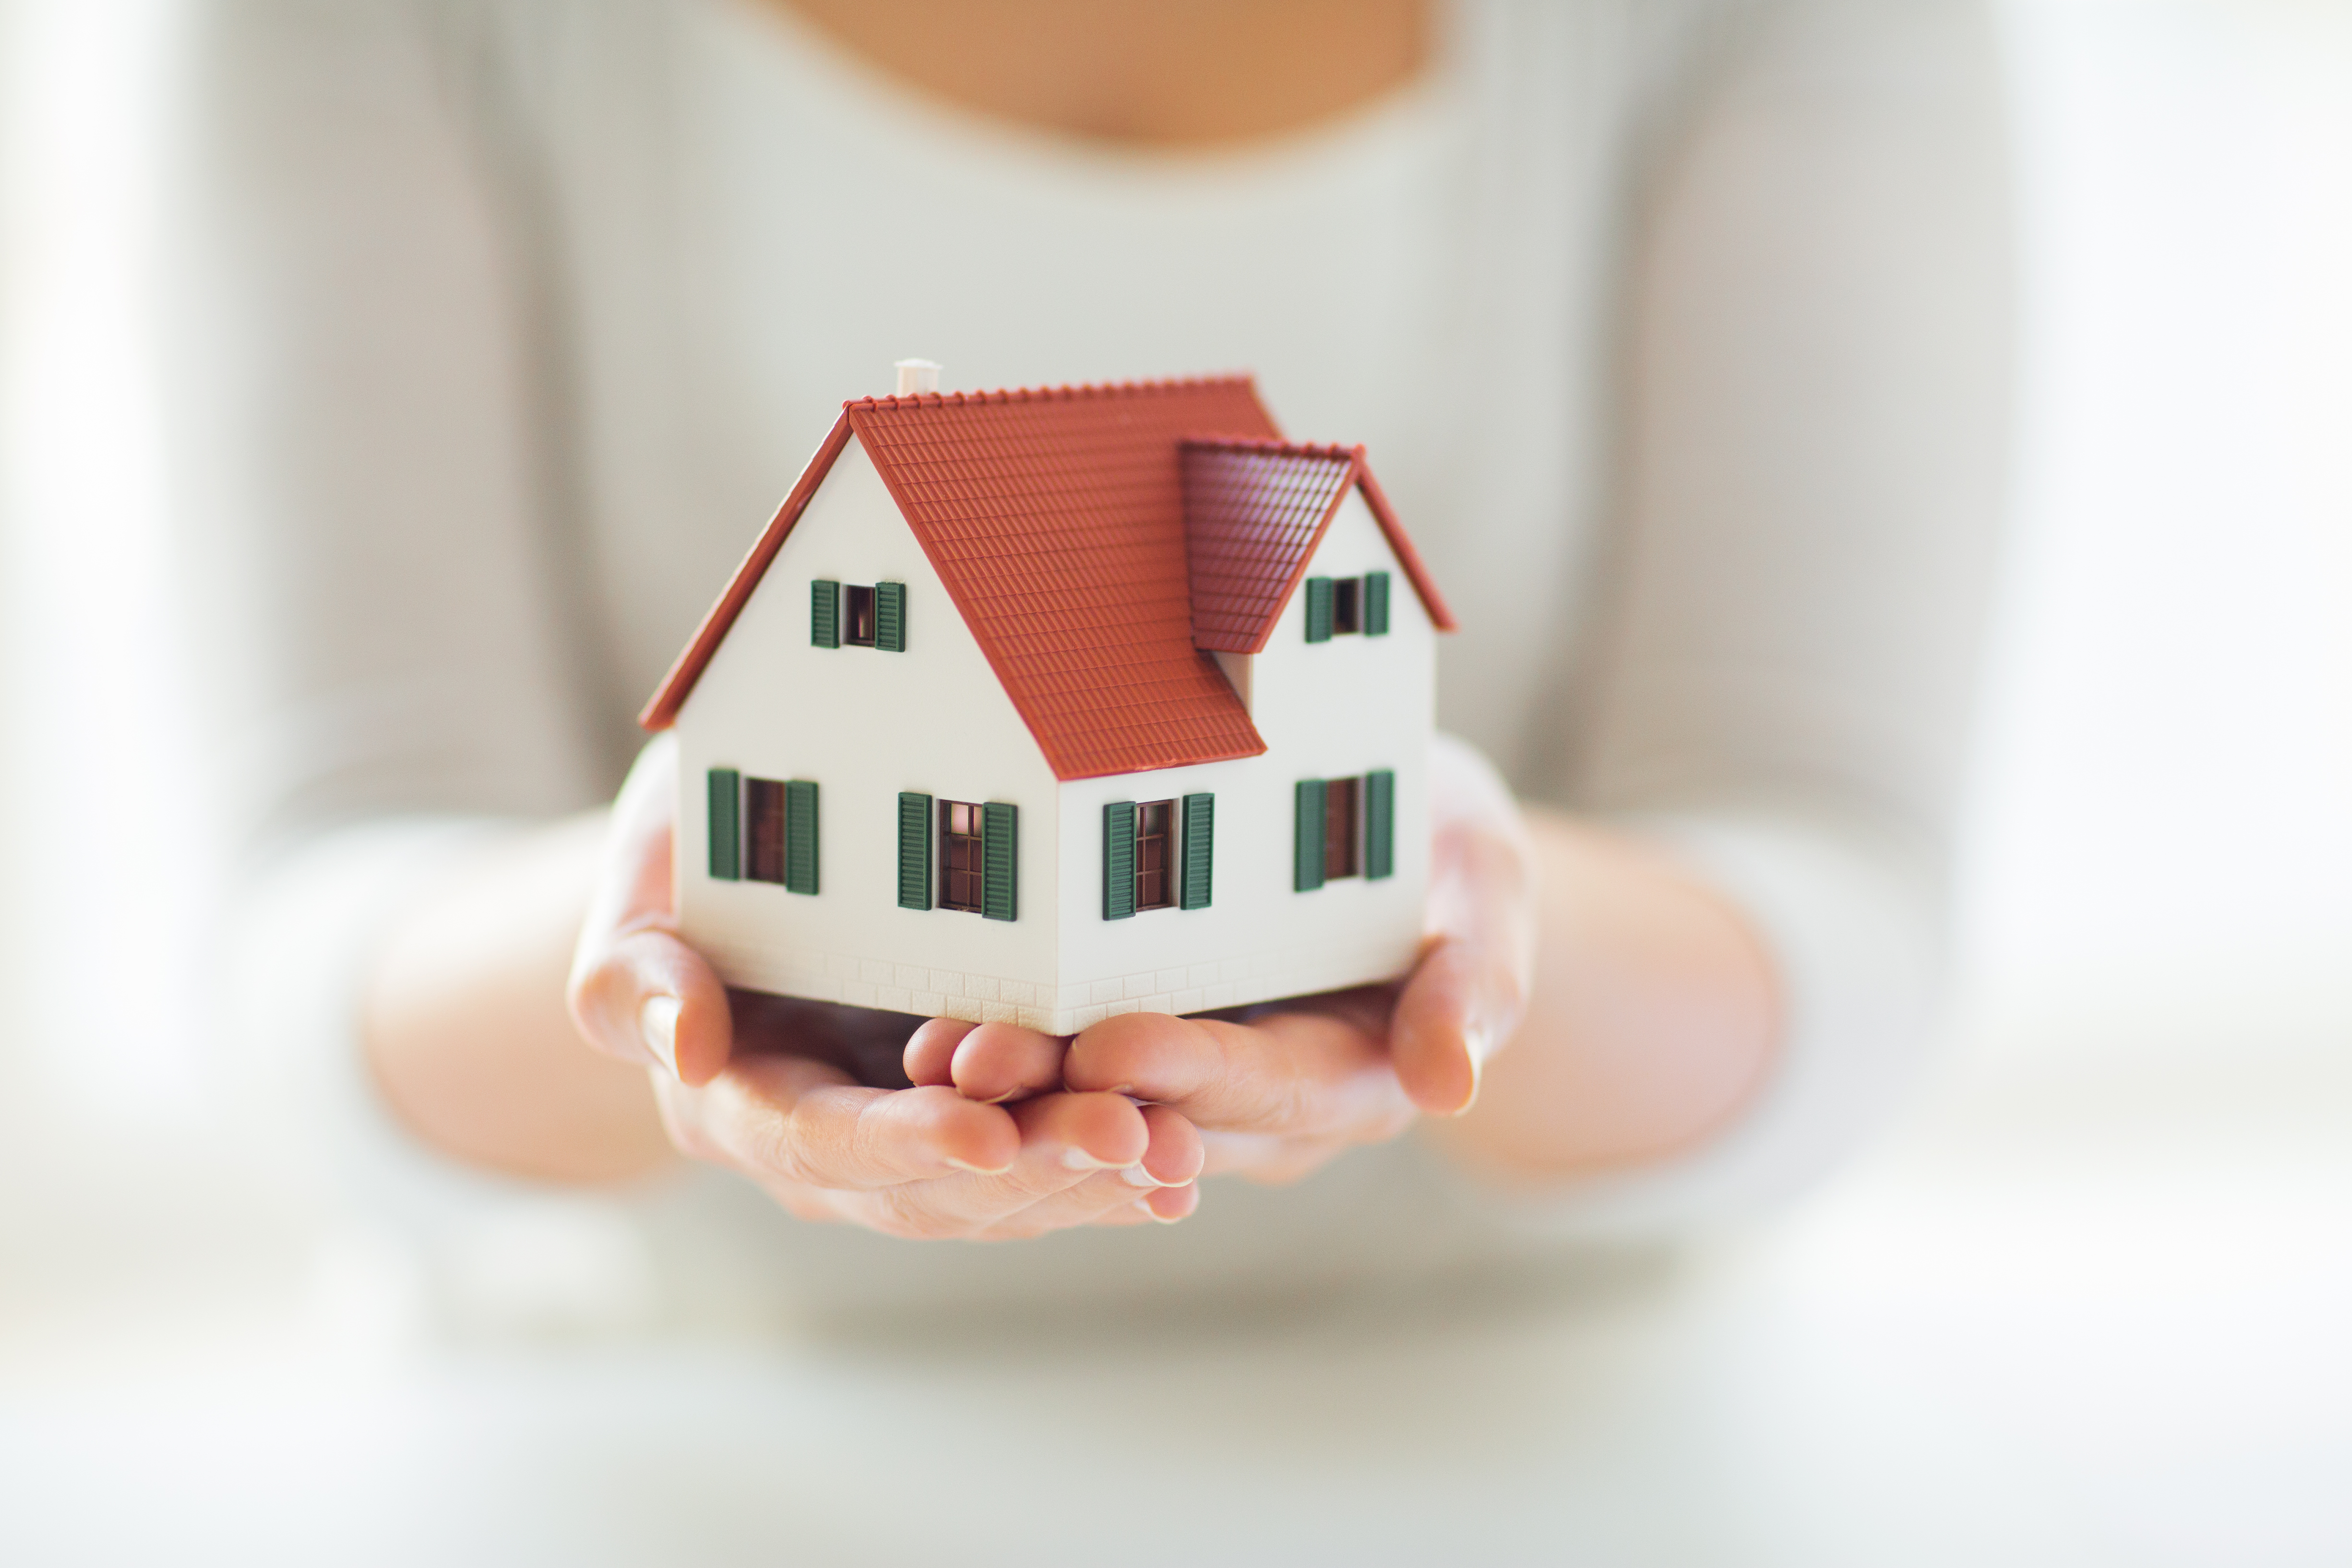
[1061,1148,1118,1172]
[1148,1196,1189,1225]
[1465,1022,1498,1066]
[1120,1163,1158,1188]
[639,995,682,1077]
[1454,1054,1483,1116]
[943,1155,1014,1176]
[979,1089,1021,1105]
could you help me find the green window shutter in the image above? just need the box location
[812,580,839,647]
[1294,779,1326,891]
[707,768,741,880]
[1102,801,1136,921]
[1364,770,1395,880]
[982,802,1018,922]
[875,581,907,651]
[1304,577,1335,643]
[784,780,819,894]
[1364,571,1391,636]
[1180,793,1214,910]
[897,792,932,910]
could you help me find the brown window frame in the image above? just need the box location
[746,777,789,884]
[1324,775,1361,879]
[940,799,985,913]
[845,584,878,646]
[1333,576,1362,634]
[1134,799,1176,911]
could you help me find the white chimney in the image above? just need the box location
[894,359,941,396]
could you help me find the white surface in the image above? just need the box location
[1,1005,2345,1568]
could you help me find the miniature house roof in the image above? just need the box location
[640,375,1455,780]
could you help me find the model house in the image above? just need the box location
[639,364,1455,1035]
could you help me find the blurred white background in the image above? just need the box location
[2,1,2349,1563]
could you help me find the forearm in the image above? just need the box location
[1426,808,1780,1182]
[360,812,675,1184]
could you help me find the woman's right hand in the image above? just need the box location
[566,735,1200,1238]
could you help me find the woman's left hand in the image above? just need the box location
[910,735,1538,1187]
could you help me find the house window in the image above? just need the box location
[845,584,877,646]
[1324,776,1360,879]
[1135,800,1176,910]
[1102,795,1211,919]
[737,775,818,894]
[1304,571,1391,642]
[747,778,789,883]
[941,799,985,912]
[1333,577,1362,634]
[1295,772,1390,892]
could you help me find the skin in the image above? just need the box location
[358,0,1785,1234]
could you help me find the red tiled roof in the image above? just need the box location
[640,376,1453,780]
[850,379,1277,779]
[1183,437,1458,654]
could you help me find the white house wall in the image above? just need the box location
[1051,487,1437,1029]
[675,436,1065,1024]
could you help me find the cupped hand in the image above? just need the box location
[940,734,1538,1187]
[567,734,1201,1236]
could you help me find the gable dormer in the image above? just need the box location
[1179,437,1455,714]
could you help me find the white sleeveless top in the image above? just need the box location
[178,0,2012,1330]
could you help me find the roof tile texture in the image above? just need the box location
[641,376,1455,779]
[848,379,1280,780]
[1182,442,1359,654]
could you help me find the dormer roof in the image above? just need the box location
[639,375,1453,780]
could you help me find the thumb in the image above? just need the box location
[570,922,734,1085]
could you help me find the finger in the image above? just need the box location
[678,1055,1022,1187]
[949,1023,1068,1104]
[976,1167,1192,1238]
[1134,1101,1205,1186]
[582,732,683,933]
[565,734,737,1085]
[571,924,734,1085]
[967,1105,1194,1236]
[1388,937,1485,1116]
[830,1090,1151,1237]
[1393,833,1534,1115]
[1141,1180,1199,1222]
[1063,1009,1405,1137]
[904,1018,976,1088]
[1007,1089,1150,1171]
[1075,1171,1203,1230]
[1405,735,1540,1114]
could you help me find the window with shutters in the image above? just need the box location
[746,778,788,884]
[1333,577,1361,634]
[1135,800,1175,910]
[845,584,877,646]
[1297,774,1389,891]
[940,800,984,912]
[1309,575,1391,639]
[740,776,818,893]
[1324,776,1360,878]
